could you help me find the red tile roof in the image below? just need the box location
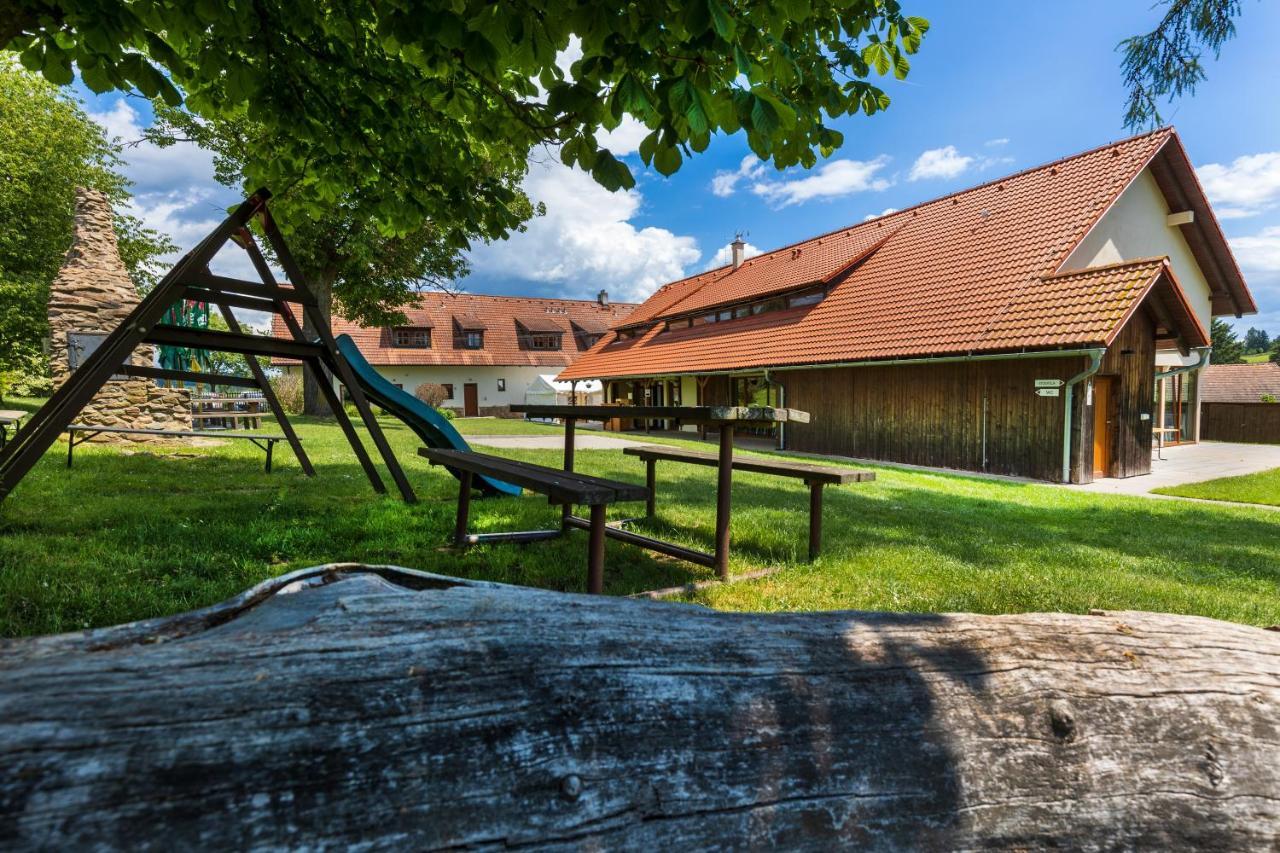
[562,129,1250,381]
[271,292,636,368]
[1200,363,1280,403]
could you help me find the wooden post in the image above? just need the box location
[808,481,823,561]
[714,423,734,580]
[454,471,473,546]
[645,458,656,519]
[561,418,576,529]
[587,503,606,594]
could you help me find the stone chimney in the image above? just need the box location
[46,188,190,441]
[730,235,746,270]
[597,289,609,307]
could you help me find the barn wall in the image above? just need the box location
[780,356,1089,481]
[1092,312,1157,479]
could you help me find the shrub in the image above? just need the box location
[415,382,448,408]
[1262,394,1277,404]
[270,371,304,415]
[436,406,455,420]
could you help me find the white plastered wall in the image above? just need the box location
[1062,167,1213,370]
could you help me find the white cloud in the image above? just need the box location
[710,155,766,197]
[1230,225,1280,333]
[863,207,899,221]
[708,240,762,269]
[749,156,893,208]
[909,145,973,181]
[985,137,1010,147]
[599,117,649,157]
[1198,152,1280,219]
[467,159,701,303]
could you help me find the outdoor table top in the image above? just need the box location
[0,410,28,423]
[510,404,810,425]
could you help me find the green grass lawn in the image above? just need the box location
[1153,467,1280,508]
[450,416,567,436]
[1243,352,1272,364]
[3,394,1280,636]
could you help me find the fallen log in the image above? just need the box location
[0,564,1276,850]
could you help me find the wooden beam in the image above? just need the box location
[144,325,324,360]
[181,285,280,315]
[117,365,259,389]
[181,271,316,307]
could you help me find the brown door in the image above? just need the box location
[1092,376,1115,478]
[463,383,479,417]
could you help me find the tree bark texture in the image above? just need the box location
[301,268,335,416]
[0,564,1276,850]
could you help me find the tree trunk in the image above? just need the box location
[1,564,1276,850]
[301,267,336,416]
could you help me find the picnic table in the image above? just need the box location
[191,395,267,430]
[510,404,860,580]
[0,410,27,450]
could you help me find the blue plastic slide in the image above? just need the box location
[336,335,520,497]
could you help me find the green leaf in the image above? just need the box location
[862,41,891,76]
[591,150,635,190]
[734,45,754,79]
[708,0,736,41]
[653,144,682,176]
[638,129,660,166]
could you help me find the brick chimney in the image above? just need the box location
[597,289,609,307]
[730,235,746,270]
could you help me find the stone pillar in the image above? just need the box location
[47,188,191,442]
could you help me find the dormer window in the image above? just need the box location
[570,317,609,350]
[391,326,431,348]
[453,313,487,349]
[516,316,565,350]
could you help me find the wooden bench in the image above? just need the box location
[623,445,874,560]
[0,410,27,450]
[66,426,294,473]
[419,447,648,594]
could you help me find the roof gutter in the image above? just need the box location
[570,346,1107,383]
[1060,349,1106,484]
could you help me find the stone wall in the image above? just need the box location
[47,188,190,442]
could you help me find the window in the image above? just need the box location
[442,384,454,399]
[523,332,562,350]
[391,327,431,348]
[787,289,824,307]
[455,330,484,349]
[497,378,506,392]
[575,332,603,348]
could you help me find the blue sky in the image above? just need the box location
[78,0,1280,335]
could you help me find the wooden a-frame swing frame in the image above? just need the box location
[0,189,417,504]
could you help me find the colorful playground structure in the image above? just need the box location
[0,189,513,504]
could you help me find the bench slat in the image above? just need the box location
[419,448,646,505]
[623,445,874,485]
[68,426,289,441]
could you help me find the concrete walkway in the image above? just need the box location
[1071,441,1280,497]
[466,434,649,451]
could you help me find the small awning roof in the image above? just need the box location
[516,316,565,333]
[453,313,487,330]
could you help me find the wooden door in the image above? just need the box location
[1092,376,1115,478]
[463,383,479,417]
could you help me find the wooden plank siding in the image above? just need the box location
[1201,403,1280,444]
[780,356,1088,482]
[1071,313,1157,483]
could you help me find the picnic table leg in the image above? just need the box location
[587,503,606,594]
[808,481,824,561]
[454,471,474,547]
[561,418,576,531]
[265,440,275,474]
[645,458,656,519]
[66,434,74,468]
[714,424,734,580]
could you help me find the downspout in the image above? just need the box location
[1060,349,1106,484]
